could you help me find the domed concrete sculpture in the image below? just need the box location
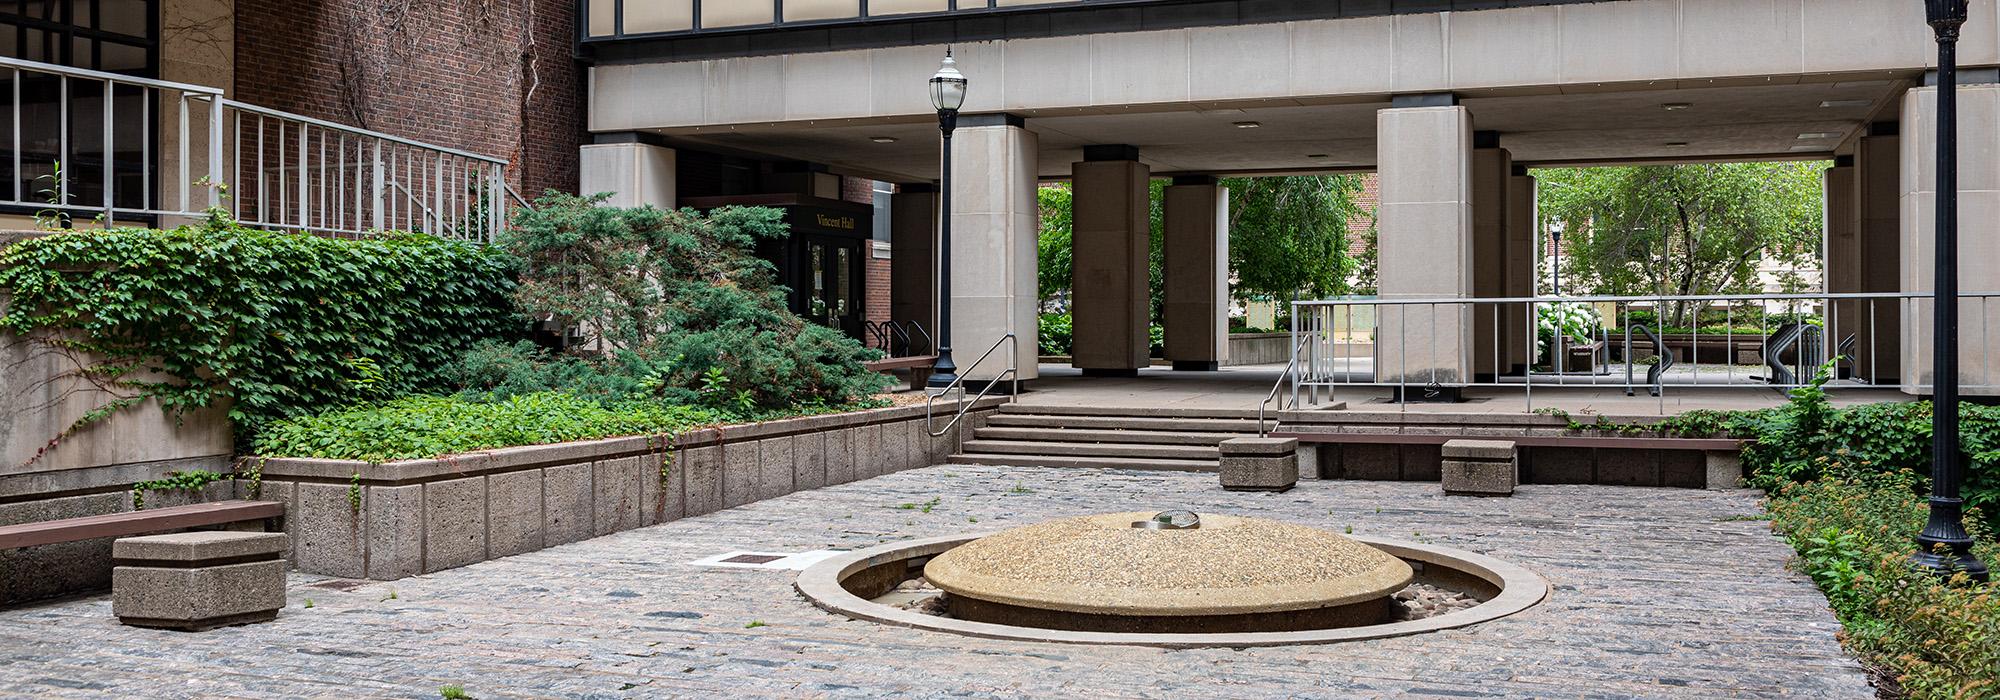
[923,511,1414,633]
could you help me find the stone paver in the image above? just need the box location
[0,465,1867,699]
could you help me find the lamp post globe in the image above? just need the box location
[927,50,967,391]
[1913,0,1988,582]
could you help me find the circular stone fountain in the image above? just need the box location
[923,512,1412,633]
[796,511,1548,648]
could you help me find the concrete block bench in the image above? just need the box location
[1220,437,1299,492]
[113,531,288,631]
[1441,440,1517,496]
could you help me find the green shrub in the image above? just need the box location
[1767,466,2000,699]
[495,194,887,410]
[0,223,516,451]
[252,392,724,462]
[1723,365,2000,531]
[1038,313,1072,356]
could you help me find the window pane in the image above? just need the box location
[100,0,147,37]
[622,0,691,33]
[586,0,615,36]
[100,39,144,72]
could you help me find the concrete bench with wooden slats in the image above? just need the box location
[0,500,284,550]
[862,355,937,373]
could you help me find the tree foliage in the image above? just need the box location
[1035,175,1366,312]
[1220,175,1366,299]
[1536,162,1826,323]
[489,193,888,410]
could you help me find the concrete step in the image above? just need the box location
[999,403,1269,419]
[946,453,1220,472]
[972,427,1245,445]
[984,414,1261,433]
[961,440,1220,460]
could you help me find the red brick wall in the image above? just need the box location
[1347,172,1378,259]
[840,176,896,349]
[233,0,583,198]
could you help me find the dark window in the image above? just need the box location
[1,0,157,216]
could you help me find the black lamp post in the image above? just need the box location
[1913,0,1989,583]
[926,49,968,390]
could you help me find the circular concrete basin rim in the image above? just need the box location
[794,533,1550,649]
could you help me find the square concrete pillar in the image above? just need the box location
[1504,172,1537,374]
[1163,179,1229,371]
[1376,105,1475,388]
[113,532,288,631]
[1856,133,1904,385]
[1441,439,1516,496]
[949,119,1040,382]
[1899,85,2000,396]
[1826,164,1862,376]
[579,142,676,209]
[1071,152,1152,375]
[890,186,938,350]
[1470,141,1510,381]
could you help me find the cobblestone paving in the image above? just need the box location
[0,466,1869,699]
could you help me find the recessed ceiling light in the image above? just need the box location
[869,136,898,144]
[1664,142,1690,148]
[1306,153,1331,158]
[1820,99,1873,109]
[1233,121,1262,129]
[1797,132,1840,140]
[1790,144,1826,151]
[1662,102,1693,111]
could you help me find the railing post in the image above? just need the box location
[489,165,507,242]
[177,95,190,212]
[370,141,385,232]
[298,123,310,230]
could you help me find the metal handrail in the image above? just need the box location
[1257,335,1314,437]
[925,333,1019,438]
[0,56,507,241]
[0,56,223,94]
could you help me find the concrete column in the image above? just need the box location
[1825,162,1861,378]
[949,117,1040,383]
[1470,135,1510,381]
[1163,177,1230,371]
[1375,104,1474,391]
[1070,146,1152,376]
[889,186,938,348]
[579,142,676,208]
[1504,170,1537,375]
[1900,85,2000,396]
[1856,132,1903,385]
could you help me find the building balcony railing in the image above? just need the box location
[0,55,509,242]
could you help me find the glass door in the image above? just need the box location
[802,235,863,340]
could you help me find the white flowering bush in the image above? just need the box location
[1536,302,1603,365]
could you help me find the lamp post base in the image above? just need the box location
[927,350,959,391]
[1911,548,1990,583]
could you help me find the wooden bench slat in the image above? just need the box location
[864,355,938,372]
[0,500,285,550]
[1268,432,1741,451]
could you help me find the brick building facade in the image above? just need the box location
[233,0,585,197]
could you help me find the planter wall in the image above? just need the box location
[251,397,1003,581]
[1225,333,1373,367]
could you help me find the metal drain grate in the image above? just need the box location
[687,550,844,570]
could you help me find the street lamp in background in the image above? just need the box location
[926,49,968,390]
[1913,0,1989,582]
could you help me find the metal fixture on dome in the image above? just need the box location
[1131,510,1201,530]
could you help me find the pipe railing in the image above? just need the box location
[1257,335,1315,437]
[926,332,1019,438]
[0,56,506,241]
[1290,291,2000,412]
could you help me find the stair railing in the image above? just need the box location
[1257,335,1315,437]
[925,333,1019,438]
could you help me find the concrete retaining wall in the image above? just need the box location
[253,397,1002,581]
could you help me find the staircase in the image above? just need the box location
[948,404,1268,472]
